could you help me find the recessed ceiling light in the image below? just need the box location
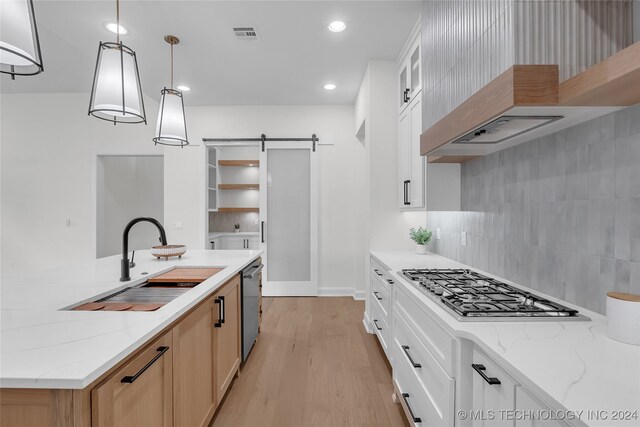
[323,83,336,90]
[176,85,190,92]
[106,23,127,35]
[328,21,346,32]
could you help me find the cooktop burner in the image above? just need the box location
[400,268,587,321]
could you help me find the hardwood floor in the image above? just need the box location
[211,297,409,427]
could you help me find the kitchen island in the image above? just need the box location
[1,249,262,427]
[368,251,640,427]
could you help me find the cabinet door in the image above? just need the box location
[409,98,424,207]
[220,236,245,250]
[92,332,173,427]
[409,38,421,99]
[471,348,518,427]
[173,297,216,427]
[247,236,260,250]
[213,275,241,404]
[399,62,409,112]
[398,109,411,208]
[515,386,570,427]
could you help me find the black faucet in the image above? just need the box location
[121,217,168,282]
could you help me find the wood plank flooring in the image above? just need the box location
[211,297,409,427]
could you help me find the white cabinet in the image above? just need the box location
[515,387,570,427]
[213,235,260,250]
[209,238,221,250]
[398,34,421,114]
[398,96,425,208]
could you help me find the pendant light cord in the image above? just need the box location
[170,42,174,89]
[115,0,120,44]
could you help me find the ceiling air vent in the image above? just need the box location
[233,27,258,41]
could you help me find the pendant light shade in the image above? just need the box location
[88,0,146,124]
[0,0,44,77]
[153,35,188,147]
[154,88,188,146]
[88,42,146,124]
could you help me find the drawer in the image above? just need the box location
[394,283,456,376]
[394,345,453,426]
[393,309,455,427]
[370,296,391,359]
[371,258,392,292]
[371,273,390,318]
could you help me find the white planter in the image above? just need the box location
[415,244,428,255]
[234,229,240,233]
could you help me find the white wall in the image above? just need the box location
[164,104,367,296]
[97,155,164,258]
[1,93,162,274]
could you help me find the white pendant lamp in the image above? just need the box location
[153,35,188,147]
[88,0,146,124]
[0,0,44,78]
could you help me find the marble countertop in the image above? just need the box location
[371,251,640,427]
[208,232,259,239]
[1,249,262,389]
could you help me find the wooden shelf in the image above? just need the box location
[218,184,259,190]
[208,187,217,191]
[208,164,216,169]
[559,42,640,106]
[218,160,260,167]
[217,207,259,213]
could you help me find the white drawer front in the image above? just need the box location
[370,297,390,358]
[371,273,391,318]
[394,283,456,376]
[515,386,570,427]
[393,308,455,427]
[394,345,453,427]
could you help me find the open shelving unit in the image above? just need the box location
[207,148,218,212]
[216,158,260,212]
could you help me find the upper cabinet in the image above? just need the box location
[398,36,421,115]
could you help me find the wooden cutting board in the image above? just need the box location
[147,268,223,283]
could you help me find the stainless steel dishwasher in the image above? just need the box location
[241,259,263,362]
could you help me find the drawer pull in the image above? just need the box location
[121,346,169,383]
[401,392,422,423]
[386,279,394,285]
[373,269,383,276]
[472,364,501,385]
[401,345,421,368]
[373,319,383,331]
[373,291,382,301]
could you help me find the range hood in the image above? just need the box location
[422,42,640,163]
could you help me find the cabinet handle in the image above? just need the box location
[401,393,421,423]
[401,345,422,368]
[261,221,265,243]
[403,88,411,103]
[386,279,394,285]
[472,364,501,385]
[373,319,382,331]
[373,291,382,301]
[373,269,383,276]
[214,296,225,327]
[404,180,411,205]
[121,346,169,383]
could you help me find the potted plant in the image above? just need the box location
[234,223,240,233]
[410,227,432,255]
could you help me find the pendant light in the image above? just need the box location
[153,35,188,147]
[0,0,44,78]
[88,0,146,124]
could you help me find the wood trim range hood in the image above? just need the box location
[422,42,640,163]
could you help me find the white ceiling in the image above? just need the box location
[0,0,421,105]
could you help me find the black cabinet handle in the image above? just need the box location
[214,296,225,327]
[373,269,383,276]
[403,88,411,103]
[261,221,265,243]
[401,345,421,368]
[472,364,501,385]
[401,393,421,423]
[373,291,382,301]
[373,319,382,331]
[403,180,411,205]
[387,279,394,285]
[121,346,169,383]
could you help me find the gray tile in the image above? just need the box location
[575,200,589,254]
[566,122,589,151]
[615,108,631,138]
[631,198,640,262]
[615,136,630,199]
[630,132,640,197]
[615,260,631,294]
[615,199,630,261]
[600,257,616,314]
[562,251,579,305]
[577,254,601,312]
[599,199,615,258]
[629,104,640,135]
[586,200,600,255]
[565,146,588,200]
[630,262,640,296]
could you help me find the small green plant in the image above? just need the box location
[234,223,240,230]
[409,227,432,245]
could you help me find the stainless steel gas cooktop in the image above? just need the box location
[400,268,588,321]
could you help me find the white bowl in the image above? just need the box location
[150,245,187,259]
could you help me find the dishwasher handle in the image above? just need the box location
[243,264,264,279]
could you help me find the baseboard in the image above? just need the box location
[362,311,373,334]
[318,286,366,300]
